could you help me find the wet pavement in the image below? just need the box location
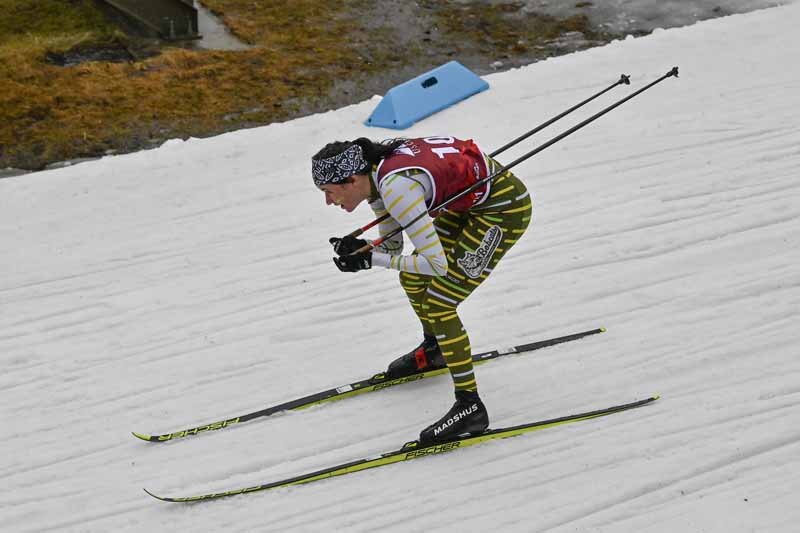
[191,1,252,51]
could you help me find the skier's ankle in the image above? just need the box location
[455,389,481,403]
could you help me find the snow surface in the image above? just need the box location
[2,4,800,532]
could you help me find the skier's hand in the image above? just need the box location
[329,235,369,256]
[333,252,372,273]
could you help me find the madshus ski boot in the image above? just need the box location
[420,389,490,444]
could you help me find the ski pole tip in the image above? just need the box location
[668,66,679,78]
[619,74,631,85]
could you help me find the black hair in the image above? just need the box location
[312,137,407,174]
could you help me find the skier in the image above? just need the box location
[311,136,532,444]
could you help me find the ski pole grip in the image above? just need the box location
[354,239,378,255]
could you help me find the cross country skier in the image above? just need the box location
[311,136,532,444]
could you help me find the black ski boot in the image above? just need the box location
[419,390,489,444]
[385,334,446,379]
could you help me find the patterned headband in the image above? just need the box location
[312,144,368,187]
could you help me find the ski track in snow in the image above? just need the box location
[2,3,800,532]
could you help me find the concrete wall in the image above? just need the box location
[100,0,199,40]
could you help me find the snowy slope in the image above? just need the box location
[2,4,800,532]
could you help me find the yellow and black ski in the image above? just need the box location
[133,328,605,443]
[144,395,658,502]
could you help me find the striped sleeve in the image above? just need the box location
[368,198,403,255]
[371,173,448,277]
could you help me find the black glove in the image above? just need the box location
[333,252,372,273]
[329,235,369,256]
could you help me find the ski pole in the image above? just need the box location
[488,73,630,157]
[355,67,679,254]
[347,73,631,238]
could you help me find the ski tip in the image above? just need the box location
[143,488,166,500]
[599,327,607,333]
[653,394,661,401]
[132,431,153,441]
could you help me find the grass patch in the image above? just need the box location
[1,0,615,171]
[0,0,115,43]
[0,0,401,170]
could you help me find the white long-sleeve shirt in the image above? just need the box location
[369,170,449,277]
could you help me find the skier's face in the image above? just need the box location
[320,176,368,212]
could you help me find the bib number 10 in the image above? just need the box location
[424,136,459,159]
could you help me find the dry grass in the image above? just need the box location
[0,0,378,169]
